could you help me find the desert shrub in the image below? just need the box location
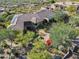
[49,23,75,48]
[6,14,14,21]
[0,29,16,50]
[0,13,8,25]
[65,5,76,12]
[0,12,9,20]
[28,49,52,59]
[68,29,79,39]
[0,17,5,22]
[0,29,16,40]
[53,10,69,23]
[5,14,14,26]
[0,29,10,40]
[0,48,4,54]
[16,31,35,45]
[69,14,79,26]
[48,0,55,3]
[33,39,46,50]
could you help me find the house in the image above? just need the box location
[53,2,66,10]
[0,7,5,12]
[8,8,53,31]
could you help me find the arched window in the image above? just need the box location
[43,18,49,23]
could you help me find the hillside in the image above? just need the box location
[0,0,79,59]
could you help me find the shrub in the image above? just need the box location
[65,5,76,12]
[28,49,52,59]
[16,31,35,45]
[0,29,9,40]
[49,23,74,48]
[48,0,55,3]
[0,12,9,20]
[0,48,4,54]
[0,29,15,40]
[33,39,46,50]
[53,10,69,23]
[69,14,79,26]
[6,14,14,21]
[68,29,79,39]
[0,17,5,22]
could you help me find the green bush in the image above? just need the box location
[69,15,79,26]
[28,49,52,59]
[49,23,74,48]
[33,39,46,50]
[68,29,79,39]
[6,14,14,21]
[65,5,76,12]
[0,17,5,22]
[48,0,55,3]
[16,31,35,45]
[53,10,69,23]
[0,29,9,40]
[0,12,9,20]
[0,29,15,42]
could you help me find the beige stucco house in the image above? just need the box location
[8,9,53,31]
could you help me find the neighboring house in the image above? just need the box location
[8,9,53,31]
[0,7,5,12]
[54,2,66,10]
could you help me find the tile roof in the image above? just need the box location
[13,9,53,24]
